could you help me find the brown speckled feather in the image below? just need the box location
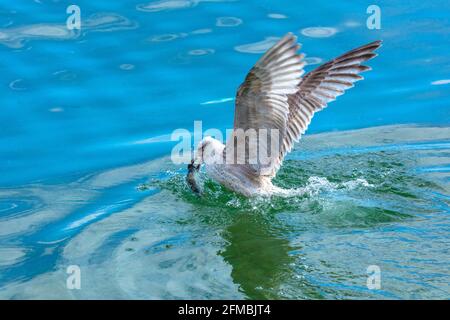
[224,33,305,176]
[269,40,382,177]
[224,33,381,181]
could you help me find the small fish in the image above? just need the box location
[187,160,202,194]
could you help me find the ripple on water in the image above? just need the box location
[147,33,182,42]
[147,28,212,44]
[343,20,362,28]
[9,79,27,91]
[201,97,234,105]
[188,48,215,56]
[137,0,195,12]
[136,0,236,12]
[191,28,213,35]
[0,13,137,48]
[304,57,323,66]
[267,13,288,19]
[235,36,281,54]
[170,48,215,64]
[431,79,450,85]
[53,70,77,81]
[49,107,64,113]
[81,13,138,32]
[0,24,77,48]
[301,27,338,38]
[119,64,135,71]
[0,196,45,221]
[216,17,242,27]
[0,247,27,267]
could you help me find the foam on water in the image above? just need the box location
[273,176,373,198]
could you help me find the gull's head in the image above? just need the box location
[190,136,223,169]
[187,136,222,194]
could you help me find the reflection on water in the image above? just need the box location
[136,0,237,12]
[267,13,288,20]
[234,36,281,54]
[304,57,323,65]
[300,27,338,38]
[216,17,243,27]
[220,213,297,299]
[0,13,137,48]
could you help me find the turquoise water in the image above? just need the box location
[0,0,449,299]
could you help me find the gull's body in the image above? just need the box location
[188,33,381,197]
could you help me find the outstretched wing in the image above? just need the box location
[267,40,382,177]
[224,33,305,176]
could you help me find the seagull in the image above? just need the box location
[187,33,381,197]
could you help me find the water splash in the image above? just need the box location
[273,176,372,198]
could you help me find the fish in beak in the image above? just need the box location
[187,159,201,194]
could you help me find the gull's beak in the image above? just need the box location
[187,159,200,173]
[187,159,201,194]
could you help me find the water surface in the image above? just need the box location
[0,0,449,299]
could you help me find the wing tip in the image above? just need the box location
[279,32,298,47]
[374,39,383,46]
[367,39,383,51]
[284,31,296,40]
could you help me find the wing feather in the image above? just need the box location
[225,33,305,175]
[224,36,381,179]
[266,40,382,177]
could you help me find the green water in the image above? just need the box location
[2,125,446,299]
